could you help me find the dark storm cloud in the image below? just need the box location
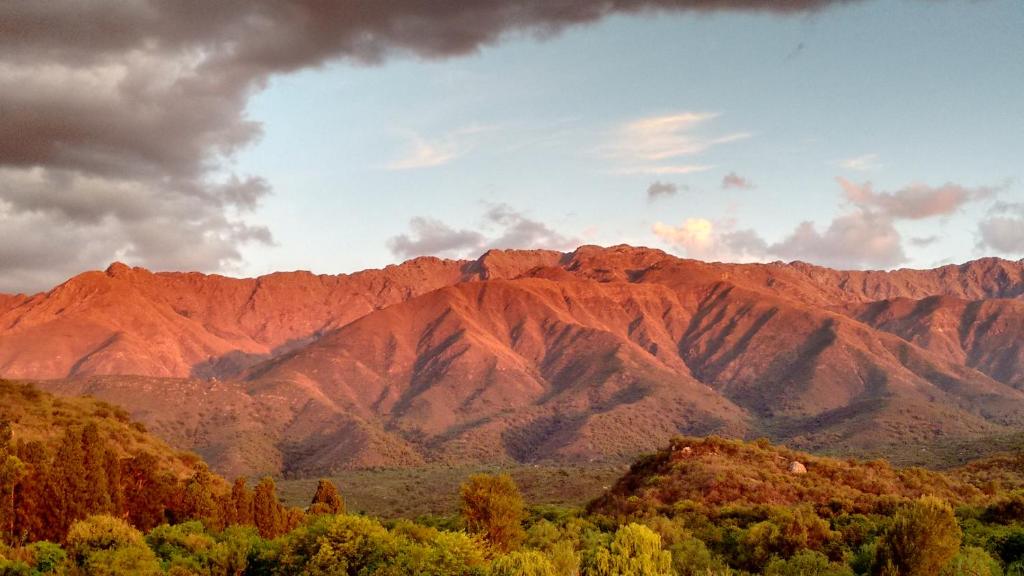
[1,0,861,293]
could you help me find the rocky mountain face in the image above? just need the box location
[4,245,1024,477]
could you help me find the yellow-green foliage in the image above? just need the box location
[490,550,558,576]
[590,436,983,519]
[584,523,674,576]
[65,515,161,576]
[0,381,195,476]
[874,496,962,576]
[460,473,526,553]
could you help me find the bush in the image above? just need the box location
[584,523,674,576]
[490,550,557,576]
[939,546,1003,576]
[874,497,962,576]
[764,550,853,576]
[669,536,719,576]
[26,541,65,574]
[65,515,160,576]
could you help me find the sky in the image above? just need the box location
[1,0,1023,293]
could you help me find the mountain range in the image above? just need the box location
[3,245,1024,477]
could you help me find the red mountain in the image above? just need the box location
[5,245,1024,476]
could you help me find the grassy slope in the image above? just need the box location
[278,463,627,518]
[0,380,199,477]
[588,436,993,519]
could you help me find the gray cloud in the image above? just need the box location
[647,181,683,201]
[977,202,1024,255]
[1,0,863,292]
[387,218,487,260]
[909,235,940,248]
[721,171,755,190]
[839,178,999,220]
[769,210,906,269]
[388,205,578,260]
[485,205,580,251]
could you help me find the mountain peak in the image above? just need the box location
[104,261,136,278]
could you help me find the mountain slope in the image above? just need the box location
[7,245,1024,476]
[843,295,1024,389]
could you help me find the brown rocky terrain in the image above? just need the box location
[3,245,1024,477]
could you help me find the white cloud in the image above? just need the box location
[603,112,749,175]
[386,136,462,170]
[653,218,767,262]
[839,153,882,171]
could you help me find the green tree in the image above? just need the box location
[309,479,345,515]
[0,422,25,545]
[939,546,1002,576]
[585,523,674,576]
[120,453,173,532]
[65,515,160,576]
[181,464,220,526]
[874,496,962,576]
[253,477,284,539]
[47,427,87,537]
[765,550,853,576]
[459,474,525,553]
[228,477,254,526]
[491,550,558,576]
[80,423,111,514]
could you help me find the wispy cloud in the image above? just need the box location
[839,153,883,171]
[602,112,749,175]
[385,125,497,171]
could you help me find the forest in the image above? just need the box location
[2,382,1024,575]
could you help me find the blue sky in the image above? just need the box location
[231,0,1024,277]
[2,0,1022,293]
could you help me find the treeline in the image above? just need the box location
[3,468,1024,574]
[0,418,311,545]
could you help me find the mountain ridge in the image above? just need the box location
[5,245,1024,476]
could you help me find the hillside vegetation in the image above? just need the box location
[1,381,1023,574]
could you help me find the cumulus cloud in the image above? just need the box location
[1,0,862,292]
[721,172,755,190]
[485,205,580,251]
[768,211,906,269]
[977,202,1024,255]
[387,218,487,259]
[839,178,999,220]
[653,218,767,262]
[653,177,1007,270]
[387,205,578,259]
[647,181,684,201]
